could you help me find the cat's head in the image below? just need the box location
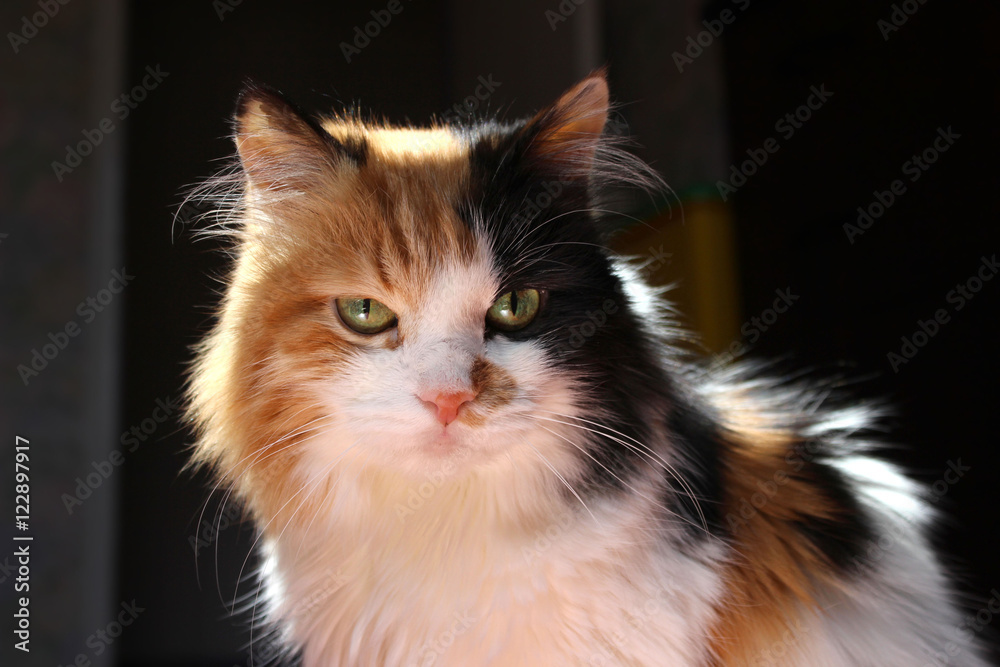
[187,71,672,521]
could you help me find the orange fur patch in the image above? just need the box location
[187,118,482,526]
[706,424,856,665]
[462,356,518,427]
[526,73,608,175]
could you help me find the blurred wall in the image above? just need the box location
[1,0,123,664]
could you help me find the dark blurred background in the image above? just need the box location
[3,0,998,665]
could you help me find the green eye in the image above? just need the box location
[487,289,541,332]
[335,297,397,334]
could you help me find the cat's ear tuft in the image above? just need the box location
[233,83,363,193]
[522,69,610,179]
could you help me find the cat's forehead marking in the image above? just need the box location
[246,122,496,357]
[316,122,481,291]
[320,121,466,165]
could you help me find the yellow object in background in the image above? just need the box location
[613,193,740,355]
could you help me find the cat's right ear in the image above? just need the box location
[516,70,610,182]
[233,84,364,194]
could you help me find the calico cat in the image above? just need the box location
[185,71,989,666]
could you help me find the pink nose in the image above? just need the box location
[419,390,477,426]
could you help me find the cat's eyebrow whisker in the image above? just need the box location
[529,420,711,538]
[524,240,609,253]
[506,255,578,276]
[493,190,538,258]
[515,206,606,244]
[500,246,596,277]
[532,411,709,533]
[504,205,640,261]
[496,203,651,280]
[524,444,595,521]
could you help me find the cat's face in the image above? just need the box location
[254,137,577,477]
[189,74,664,508]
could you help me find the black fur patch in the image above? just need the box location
[458,124,729,546]
[456,123,874,570]
[664,400,727,539]
[787,439,876,573]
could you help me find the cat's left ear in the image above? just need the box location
[518,69,609,181]
[233,83,363,194]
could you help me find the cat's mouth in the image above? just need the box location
[423,417,490,455]
[405,409,515,465]
[398,423,491,477]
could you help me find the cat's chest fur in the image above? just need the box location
[266,474,724,666]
